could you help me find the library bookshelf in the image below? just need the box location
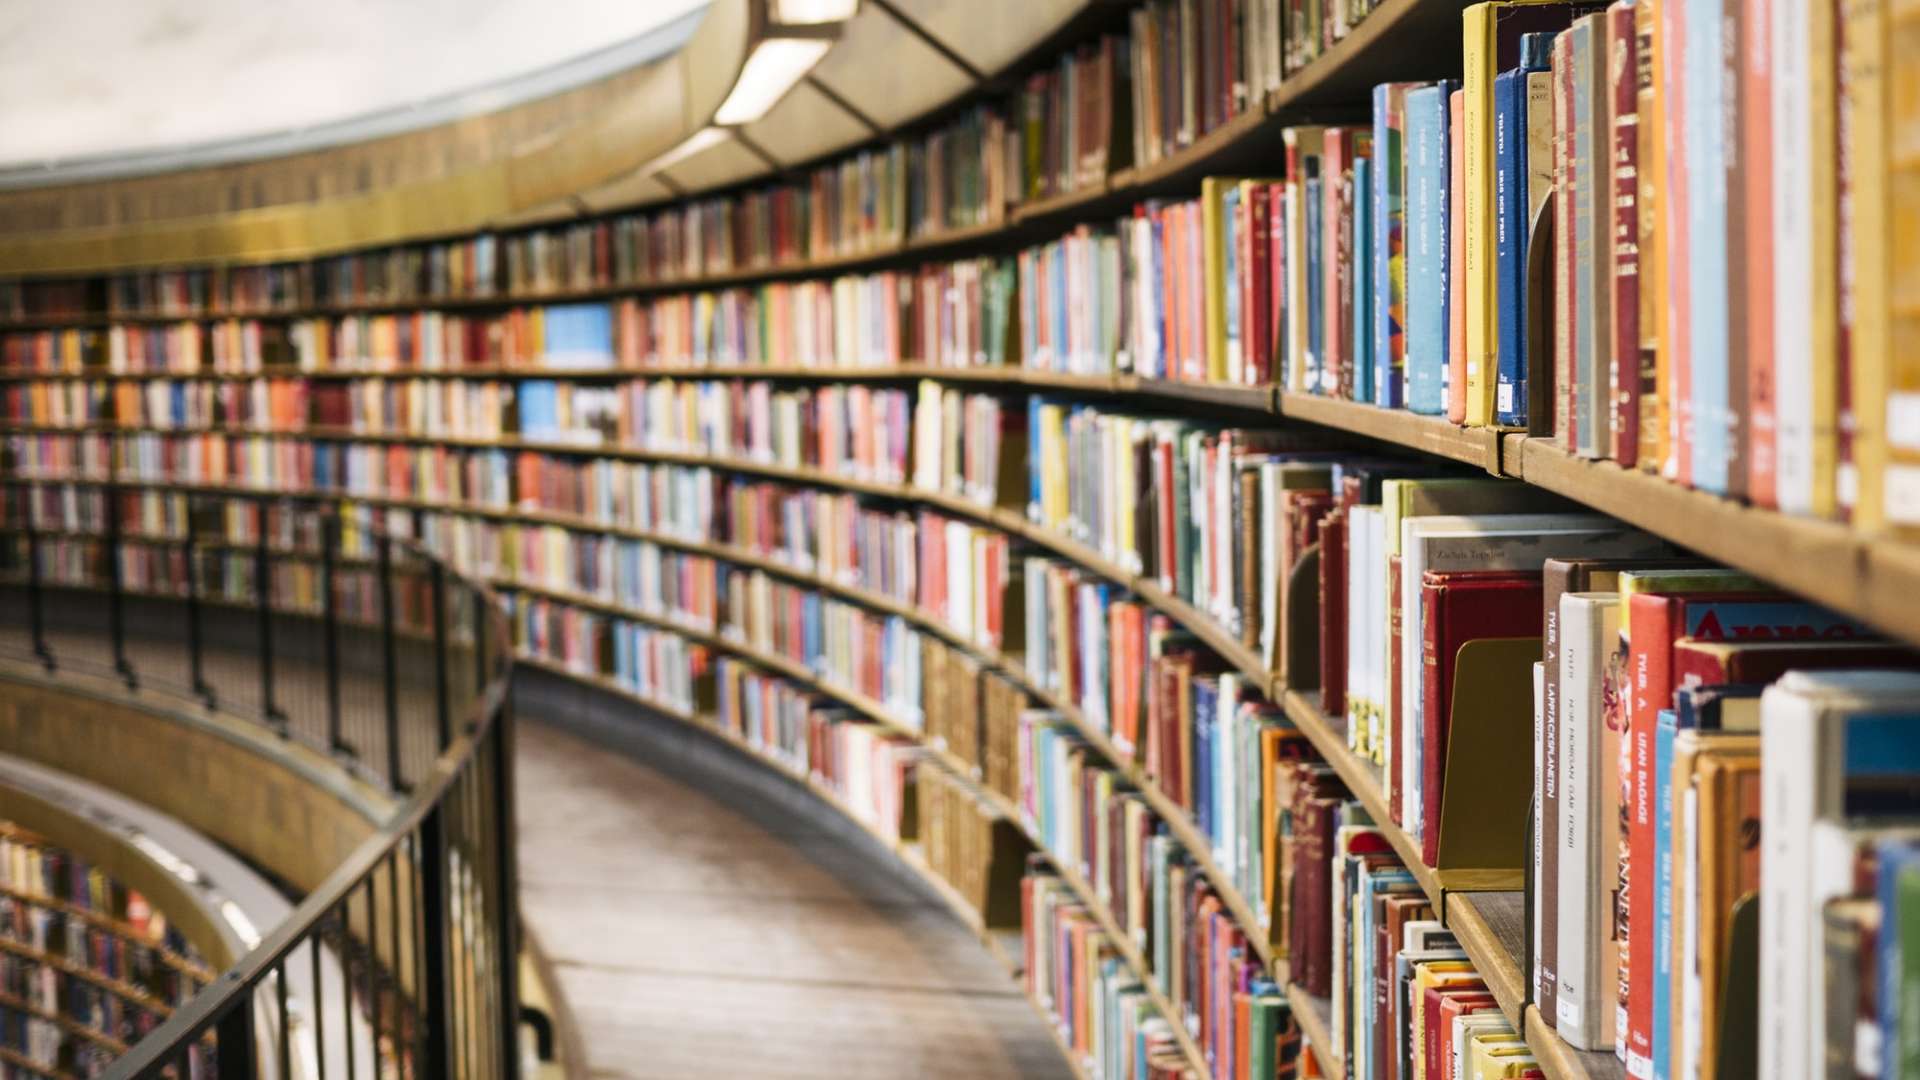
[3,0,1909,1075]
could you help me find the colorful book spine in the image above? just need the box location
[1354,154,1375,405]
[1494,36,1553,427]
[1608,3,1642,464]
[1373,83,1418,410]
[1405,84,1453,416]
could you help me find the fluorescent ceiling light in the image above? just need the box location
[771,0,859,23]
[713,38,832,125]
[644,125,732,174]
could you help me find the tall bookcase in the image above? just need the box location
[2,0,1914,1076]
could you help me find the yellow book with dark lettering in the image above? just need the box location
[1842,0,1889,526]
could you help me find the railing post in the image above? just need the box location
[105,481,137,690]
[256,499,286,732]
[214,995,257,1080]
[491,710,523,1080]
[323,510,349,756]
[23,494,54,673]
[183,514,215,710]
[431,563,451,752]
[379,532,404,790]
[417,803,454,1078]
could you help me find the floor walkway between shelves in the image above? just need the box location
[511,673,1077,1080]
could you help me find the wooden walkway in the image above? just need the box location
[513,701,1075,1080]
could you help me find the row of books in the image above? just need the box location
[1022,871,1194,1079]
[0,259,1023,378]
[0,0,1421,330]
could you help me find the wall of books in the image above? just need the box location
[0,824,214,1078]
[2,0,1917,1076]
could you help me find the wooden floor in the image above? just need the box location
[513,713,1076,1080]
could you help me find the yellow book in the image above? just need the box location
[1887,9,1920,536]
[1634,0,1665,471]
[1808,0,1842,517]
[1843,0,1890,526]
[1410,961,1481,1080]
[1202,177,1235,383]
[1467,1031,1530,1078]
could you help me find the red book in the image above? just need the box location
[1609,3,1642,465]
[1671,638,1920,689]
[1243,184,1274,385]
[1437,993,1502,1074]
[1741,0,1777,505]
[1318,507,1349,716]
[1422,984,1492,1074]
[1419,570,1544,865]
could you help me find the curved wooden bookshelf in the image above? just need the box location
[0,883,215,982]
[2,0,1904,1072]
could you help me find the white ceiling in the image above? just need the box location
[0,0,710,171]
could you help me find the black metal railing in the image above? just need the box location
[0,477,519,1080]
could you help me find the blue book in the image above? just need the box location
[1650,708,1683,1080]
[1223,185,1243,379]
[1495,34,1554,427]
[517,380,559,438]
[1194,680,1216,837]
[1878,839,1920,1080]
[1305,174,1325,394]
[1353,155,1375,404]
[1685,0,1730,492]
[542,303,614,369]
[1404,82,1454,415]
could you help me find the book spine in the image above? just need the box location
[1554,36,1577,449]
[1383,87,1410,410]
[1648,708,1679,1080]
[1609,1,1642,464]
[1449,89,1468,424]
[1689,0,1735,491]
[1633,0,1661,471]
[1841,0,1890,529]
[1742,0,1778,507]
[1539,564,1572,1029]
[1557,593,1619,1050]
[1408,87,1450,416]
[1571,20,1599,457]
[1622,593,1679,1077]
[1659,0,1691,484]
[1374,83,1395,407]
[1354,153,1375,405]
[1463,3,1498,427]
[1494,68,1527,426]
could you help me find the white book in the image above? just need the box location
[1556,591,1620,1050]
[1454,1013,1515,1079]
[1770,0,1814,515]
[1347,505,1381,752]
[1367,505,1391,762]
[1758,670,1920,1080]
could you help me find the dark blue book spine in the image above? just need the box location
[1354,155,1375,405]
[1494,67,1527,426]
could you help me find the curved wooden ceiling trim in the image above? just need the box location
[0,0,1099,276]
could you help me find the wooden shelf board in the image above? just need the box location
[1118,376,1279,413]
[1277,392,1504,471]
[1286,984,1340,1074]
[1445,891,1527,1028]
[1512,436,1920,643]
[1526,1005,1627,1080]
